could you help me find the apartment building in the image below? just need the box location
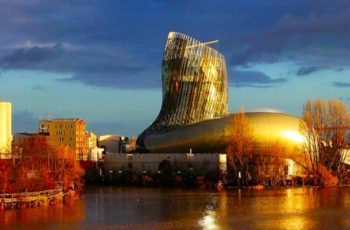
[39,118,89,160]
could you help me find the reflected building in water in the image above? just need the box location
[136,32,307,174]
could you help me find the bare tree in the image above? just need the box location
[300,99,323,178]
[226,108,254,186]
[300,98,350,185]
[267,141,288,186]
[325,99,350,184]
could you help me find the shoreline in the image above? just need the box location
[83,183,350,191]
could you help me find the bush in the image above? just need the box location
[0,135,84,193]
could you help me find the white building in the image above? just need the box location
[87,131,104,162]
[88,147,104,162]
[0,101,12,158]
[104,153,227,175]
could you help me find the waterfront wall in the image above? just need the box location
[104,153,227,175]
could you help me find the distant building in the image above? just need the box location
[87,131,97,148]
[87,131,104,162]
[0,101,12,158]
[12,133,35,147]
[38,120,50,133]
[39,118,89,160]
[98,135,125,153]
[88,147,104,162]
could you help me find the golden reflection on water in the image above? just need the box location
[0,198,85,227]
[199,191,228,230]
[1,187,350,230]
[198,211,218,230]
[197,187,350,230]
[279,216,312,230]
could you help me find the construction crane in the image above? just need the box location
[185,40,219,49]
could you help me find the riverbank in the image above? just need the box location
[0,188,78,210]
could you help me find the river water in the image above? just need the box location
[1,186,350,230]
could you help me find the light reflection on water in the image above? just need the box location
[1,187,350,230]
[199,211,218,230]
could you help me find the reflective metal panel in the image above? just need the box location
[146,32,227,130]
[136,32,306,166]
[141,112,305,164]
[137,32,228,150]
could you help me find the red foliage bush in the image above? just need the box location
[317,165,339,186]
[0,135,84,193]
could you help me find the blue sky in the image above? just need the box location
[1,0,350,136]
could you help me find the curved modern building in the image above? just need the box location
[147,32,228,131]
[137,32,306,166]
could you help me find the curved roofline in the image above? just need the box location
[240,108,284,113]
[229,111,301,119]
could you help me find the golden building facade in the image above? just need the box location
[137,32,229,150]
[39,119,89,160]
[136,32,307,169]
[0,101,12,157]
[149,32,228,130]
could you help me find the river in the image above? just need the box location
[1,186,350,230]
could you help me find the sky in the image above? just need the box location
[1,0,350,136]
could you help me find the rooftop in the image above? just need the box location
[39,118,83,122]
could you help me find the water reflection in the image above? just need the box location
[0,187,350,230]
[199,211,218,230]
[0,199,85,229]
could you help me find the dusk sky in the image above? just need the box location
[1,0,350,136]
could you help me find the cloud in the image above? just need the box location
[61,69,159,89]
[2,0,350,88]
[333,81,350,88]
[1,44,61,68]
[0,43,154,89]
[229,3,350,72]
[229,70,287,88]
[12,110,38,133]
[296,66,325,76]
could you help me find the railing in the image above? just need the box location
[0,188,63,199]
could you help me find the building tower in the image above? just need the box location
[0,101,12,158]
[152,32,227,129]
[137,32,228,151]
